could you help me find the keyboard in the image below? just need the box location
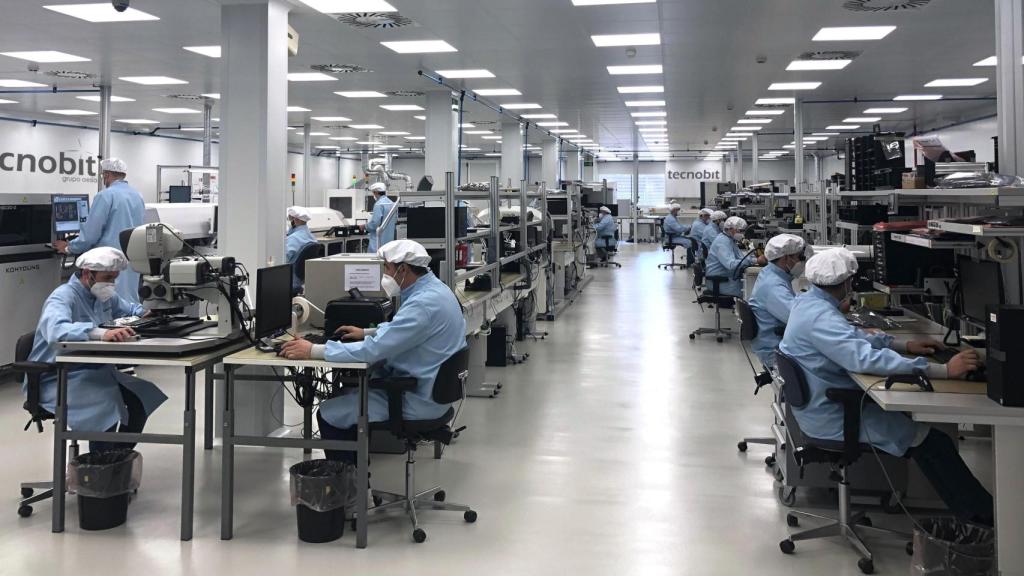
[304,333,329,345]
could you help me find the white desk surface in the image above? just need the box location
[222,346,367,371]
[850,373,1024,426]
[56,339,249,368]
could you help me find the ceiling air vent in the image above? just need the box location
[385,90,424,97]
[45,70,96,79]
[798,50,862,61]
[843,0,931,12]
[334,12,415,29]
[165,94,205,101]
[311,64,372,74]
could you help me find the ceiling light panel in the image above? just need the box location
[472,88,521,96]
[349,124,384,129]
[893,94,942,101]
[812,26,896,41]
[43,3,160,22]
[115,118,158,124]
[46,109,96,116]
[481,135,502,140]
[631,111,666,117]
[298,0,397,12]
[625,100,665,107]
[617,85,664,94]
[634,120,666,125]
[826,124,860,130]
[607,64,663,75]
[153,107,201,114]
[520,113,557,119]
[0,51,89,63]
[591,33,660,47]
[745,109,785,116]
[435,69,494,78]
[119,76,187,85]
[404,136,426,141]
[335,91,387,98]
[380,40,456,54]
[329,136,358,141]
[380,104,425,111]
[768,82,821,91]
[312,116,352,122]
[287,106,311,112]
[0,79,47,88]
[379,131,410,135]
[863,107,907,114]
[786,59,850,71]
[502,103,542,109]
[844,117,881,122]
[755,97,795,105]
[925,78,988,87]
[536,122,569,127]
[464,130,492,134]
[730,126,763,131]
[77,95,134,102]
[0,99,18,104]
[183,45,221,58]
[288,72,337,82]
[738,118,772,124]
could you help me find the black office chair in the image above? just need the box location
[596,231,622,268]
[13,332,79,518]
[774,350,910,575]
[734,299,777,463]
[366,345,478,543]
[690,266,734,342]
[658,221,687,270]
[293,242,325,296]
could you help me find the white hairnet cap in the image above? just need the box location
[287,205,312,222]
[711,210,727,222]
[669,203,681,211]
[699,208,713,216]
[99,157,127,173]
[723,216,748,230]
[765,234,806,261]
[599,205,611,213]
[805,248,859,286]
[75,247,128,272]
[377,239,432,267]
[369,182,387,193]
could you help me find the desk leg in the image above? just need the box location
[51,366,68,533]
[204,368,214,450]
[994,425,1024,576]
[303,368,313,455]
[181,368,196,541]
[356,371,369,549]
[221,365,235,540]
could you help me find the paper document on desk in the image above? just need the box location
[344,264,381,292]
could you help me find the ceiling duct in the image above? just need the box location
[798,50,862,61]
[333,12,416,29]
[842,0,931,12]
[311,64,372,74]
[165,94,206,101]
[45,70,96,79]
[385,90,424,97]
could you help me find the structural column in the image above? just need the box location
[501,121,525,187]
[302,118,311,206]
[751,134,759,184]
[794,98,805,194]
[219,0,290,273]
[424,90,458,183]
[564,147,581,181]
[202,97,213,195]
[541,138,560,188]
[97,84,111,192]
[728,153,735,187]
[582,152,596,180]
[996,0,1024,175]
[736,140,744,188]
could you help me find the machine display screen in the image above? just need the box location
[52,195,90,234]
[0,203,52,247]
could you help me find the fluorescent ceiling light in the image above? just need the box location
[563,135,587,139]
[745,109,785,116]
[349,124,384,129]
[721,137,747,141]
[738,118,772,124]
[77,94,134,102]
[462,147,481,151]
[925,78,988,87]
[288,72,337,82]
[0,50,89,63]
[768,82,821,91]
[335,91,387,98]
[730,126,763,131]
[459,123,475,128]
[549,129,578,134]
[812,26,896,41]
[863,107,907,114]
[625,100,665,107]
[153,107,201,114]
[638,128,666,133]
[826,124,860,130]
[464,130,492,134]
[201,93,220,99]
[287,106,311,112]
[379,104,425,111]
[635,120,666,126]
[473,88,521,96]
[502,103,542,109]
[574,0,655,5]
[607,64,663,75]
[0,99,18,104]
[755,97,795,105]
[0,79,46,88]
[298,0,397,12]
[307,132,330,136]
[786,59,850,71]
[356,141,381,145]
[481,135,502,140]
[379,131,410,136]
[46,109,96,116]
[591,33,660,47]
[783,144,796,149]
[893,94,943,101]
[380,40,456,54]
[631,111,666,118]
[617,85,664,94]
[183,45,220,58]
[812,132,840,136]
[329,136,358,141]
[178,128,204,132]
[414,115,426,120]
[43,3,159,22]
[536,121,569,127]
[974,56,998,67]
[316,145,341,149]
[312,116,352,122]
[377,144,402,149]
[119,76,187,85]
[844,116,881,122]
[521,113,557,119]
[435,69,494,79]
[802,136,828,142]
[724,133,748,137]
[404,136,426,141]
[115,118,158,124]
[485,153,502,157]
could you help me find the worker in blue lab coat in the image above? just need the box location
[594,206,618,262]
[54,158,145,304]
[365,182,395,252]
[662,203,693,266]
[285,205,318,292]
[27,247,167,452]
[687,208,712,263]
[705,216,765,298]
[780,248,993,525]
[280,239,466,465]
[701,210,727,252]
[749,234,806,366]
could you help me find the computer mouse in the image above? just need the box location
[963,368,987,382]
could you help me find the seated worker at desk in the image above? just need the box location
[279,239,467,465]
[27,247,167,452]
[285,205,318,292]
[779,249,993,525]
[594,206,617,262]
[662,203,693,266]
[364,182,395,252]
[687,208,712,262]
[749,234,806,366]
[701,210,727,252]
[705,216,766,298]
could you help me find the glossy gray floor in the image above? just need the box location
[0,243,990,575]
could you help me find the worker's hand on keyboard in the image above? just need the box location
[103,327,137,343]
[279,338,313,360]
[907,339,946,356]
[947,350,981,379]
[334,326,364,341]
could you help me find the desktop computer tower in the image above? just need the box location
[986,305,1024,407]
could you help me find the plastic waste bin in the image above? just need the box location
[911,517,994,576]
[289,459,356,543]
[67,450,142,531]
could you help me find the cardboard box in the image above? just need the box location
[902,172,925,189]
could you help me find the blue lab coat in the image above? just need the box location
[779,286,928,456]
[67,179,145,303]
[26,275,167,433]
[662,214,692,247]
[366,195,396,252]
[317,272,467,429]
[594,213,617,249]
[701,222,721,250]
[285,224,318,290]
[688,218,707,245]
[749,262,796,366]
[705,232,755,297]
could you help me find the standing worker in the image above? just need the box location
[285,206,318,292]
[53,158,145,303]
[365,182,395,252]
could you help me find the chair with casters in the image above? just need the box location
[292,242,326,296]
[774,350,911,575]
[658,221,687,270]
[596,231,622,268]
[12,332,80,518]
[366,344,477,543]
[733,298,777,463]
[690,273,735,343]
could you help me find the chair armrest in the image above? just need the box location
[369,377,418,434]
[825,388,873,462]
[12,361,55,376]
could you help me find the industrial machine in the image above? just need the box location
[144,203,216,244]
[302,253,387,328]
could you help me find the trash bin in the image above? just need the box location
[289,459,356,543]
[912,517,995,576]
[67,450,142,531]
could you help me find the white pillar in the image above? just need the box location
[752,134,759,184]
[202,98,213,194]
[220,0,289,273]
[97,84,110,192]
[996,0,1024,175]
[501,121,524,187]
[541,138,559,188]
[582,153,596,180]
[424,90,457,183]
[794,98,805,194]
[564,147,581,181]
[302,118,311,206]
[736,140,744,188]
[728,153,735,186]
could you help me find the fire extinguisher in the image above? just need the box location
[456,242,469,268]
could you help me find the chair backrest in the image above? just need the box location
[294,242,325,282]
[734,298,758,340]
[16,333,34,363]
[693,260,706,286]
[775,350,810,409]
[432,344,470,405]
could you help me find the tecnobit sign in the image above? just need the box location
[667,169,721,181]
[0,150,99,184]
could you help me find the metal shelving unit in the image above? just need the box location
[927,219,1024,237]
[890,233,976,250]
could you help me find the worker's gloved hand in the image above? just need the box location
[334,326,364,341]
[52,240,69,254]
[907,339,946,356]
[280,338,313,360]
[103,327,136,342]
[947,350,981,379]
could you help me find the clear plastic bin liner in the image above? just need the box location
[935,172,1024,189]
[67,450,142,498]
[912,518,994,576]
[289,459,356,513]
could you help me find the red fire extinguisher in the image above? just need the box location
[456,242,469,268]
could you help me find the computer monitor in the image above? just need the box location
[417,176,434,191]
[329,196,353,217]
[52,194,90,235]
[958,255,1005,324]
[169,185,192,203]
[255,264,293,340]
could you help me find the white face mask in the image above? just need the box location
[90,281,117,302]
[790,261,806,278]
[732,231,746,241]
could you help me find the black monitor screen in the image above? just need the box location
[169,185,192,203]
[255,264,293,339]
[330,197,353,217]
[958,255,1004,323]
[52,195,90,234]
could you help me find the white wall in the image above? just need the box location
[391,156,545,188]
